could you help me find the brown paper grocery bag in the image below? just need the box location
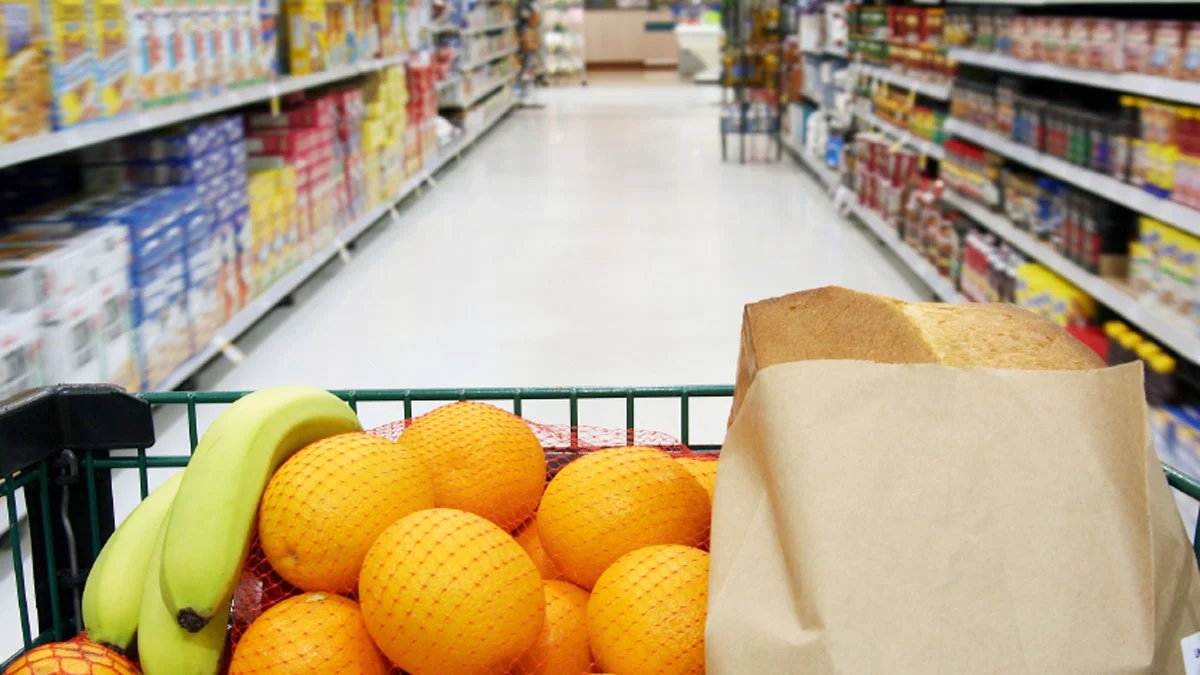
[707,360,1200,674]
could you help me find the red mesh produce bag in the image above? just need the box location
[4,635,139,675]
[228,402,717,675]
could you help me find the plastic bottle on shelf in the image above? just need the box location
[1146,353,1178,406]
[1116,328,1144,365]
[1104,321,1129,364]
[1111,96,1138,184]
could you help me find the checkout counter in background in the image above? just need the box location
[582,0,721,83]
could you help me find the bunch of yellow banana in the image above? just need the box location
[80,386,361,674]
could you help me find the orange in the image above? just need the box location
[358,508,546,674]
[228,592,389,674]
[677,457,718,504]
[258,432,434,593]
[397,402,546,531]
[514,580,592,675]
[4,638,138,675]
[537,446,710,589]
[588,545,708,675]
[514,518,563,580]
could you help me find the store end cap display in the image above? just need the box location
[709,287,1200,674]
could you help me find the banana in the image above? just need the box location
[138,520,229,675]
[159,386,361,632]
[82,471,184,651]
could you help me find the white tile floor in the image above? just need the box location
[1,74,926,656]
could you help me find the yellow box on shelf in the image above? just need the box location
[285,0,326,74]
[0,0,52,141]
[91,0,134,117]
[41,0,96,127]
[1015,263,1094,327]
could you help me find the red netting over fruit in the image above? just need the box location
[5,635,140,675]
[228,402,717,675]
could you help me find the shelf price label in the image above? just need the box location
[211,336,246,366]
[334,238,353,264]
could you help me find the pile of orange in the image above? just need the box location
[233,401,718,674]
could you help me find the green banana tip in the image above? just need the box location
[176,608,210,633]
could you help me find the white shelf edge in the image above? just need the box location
[443,73,516,108]
[464,20,517,36]
[154,100,518,392]
[943,189,1200,363]
[948,48,1200,106]
[461,46,518,71]
[847,200,967,303]
[860,64,951,101]
[782,137,837,190]
[855,110,946,160]
[943,118,1200,238]
[0,55,408,171]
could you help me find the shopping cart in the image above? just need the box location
[3,383,1200,668]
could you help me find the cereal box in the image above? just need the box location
[148,0,180,103]
[41,0,96,127]
[324,0,347,67]
[175,0,200,95]
[91,0,134,117]
[285,0,325,74]
[195,0,216,91]
[255,0,277,76]
[0,0,51,141]
[0,307,44,399]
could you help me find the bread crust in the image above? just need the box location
[730,287,1104,424]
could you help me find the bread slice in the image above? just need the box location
[730,287,1104,424]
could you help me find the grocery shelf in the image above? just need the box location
[465,20,517,36]
[781,137,837,190]
[854,110,945,160]
[154,101,518,392]
[943,189,1200,364]
[943,118,1200,238]
[846,200,967,303]
[859,64,951,101]
[948,49,1200,107]
[461,46,518,71]
[0,55,408,171]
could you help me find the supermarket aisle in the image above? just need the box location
[204,82,919,389]
[0,78,921,655]
[109,77,923,505]
[160,79,923,443]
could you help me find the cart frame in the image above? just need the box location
[3,383,1200,667]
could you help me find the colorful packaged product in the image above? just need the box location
[0,0,52,141]
[40,0,96,127]
[285,0,325,74]
[91,0,134,117]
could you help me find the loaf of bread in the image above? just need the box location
[730,287,1104,424]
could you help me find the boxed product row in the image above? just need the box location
[0,0,275,141]
[848,5,953,83]
[284,0,414,75]
[1131,216,1200,331]
[0,0,420,145]
[848,4,943,47]
[951,81,1200,213]
[944,8,1200,82]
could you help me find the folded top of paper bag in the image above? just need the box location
[729,286,1103,425]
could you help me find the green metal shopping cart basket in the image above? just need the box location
[3,383,1200,668]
